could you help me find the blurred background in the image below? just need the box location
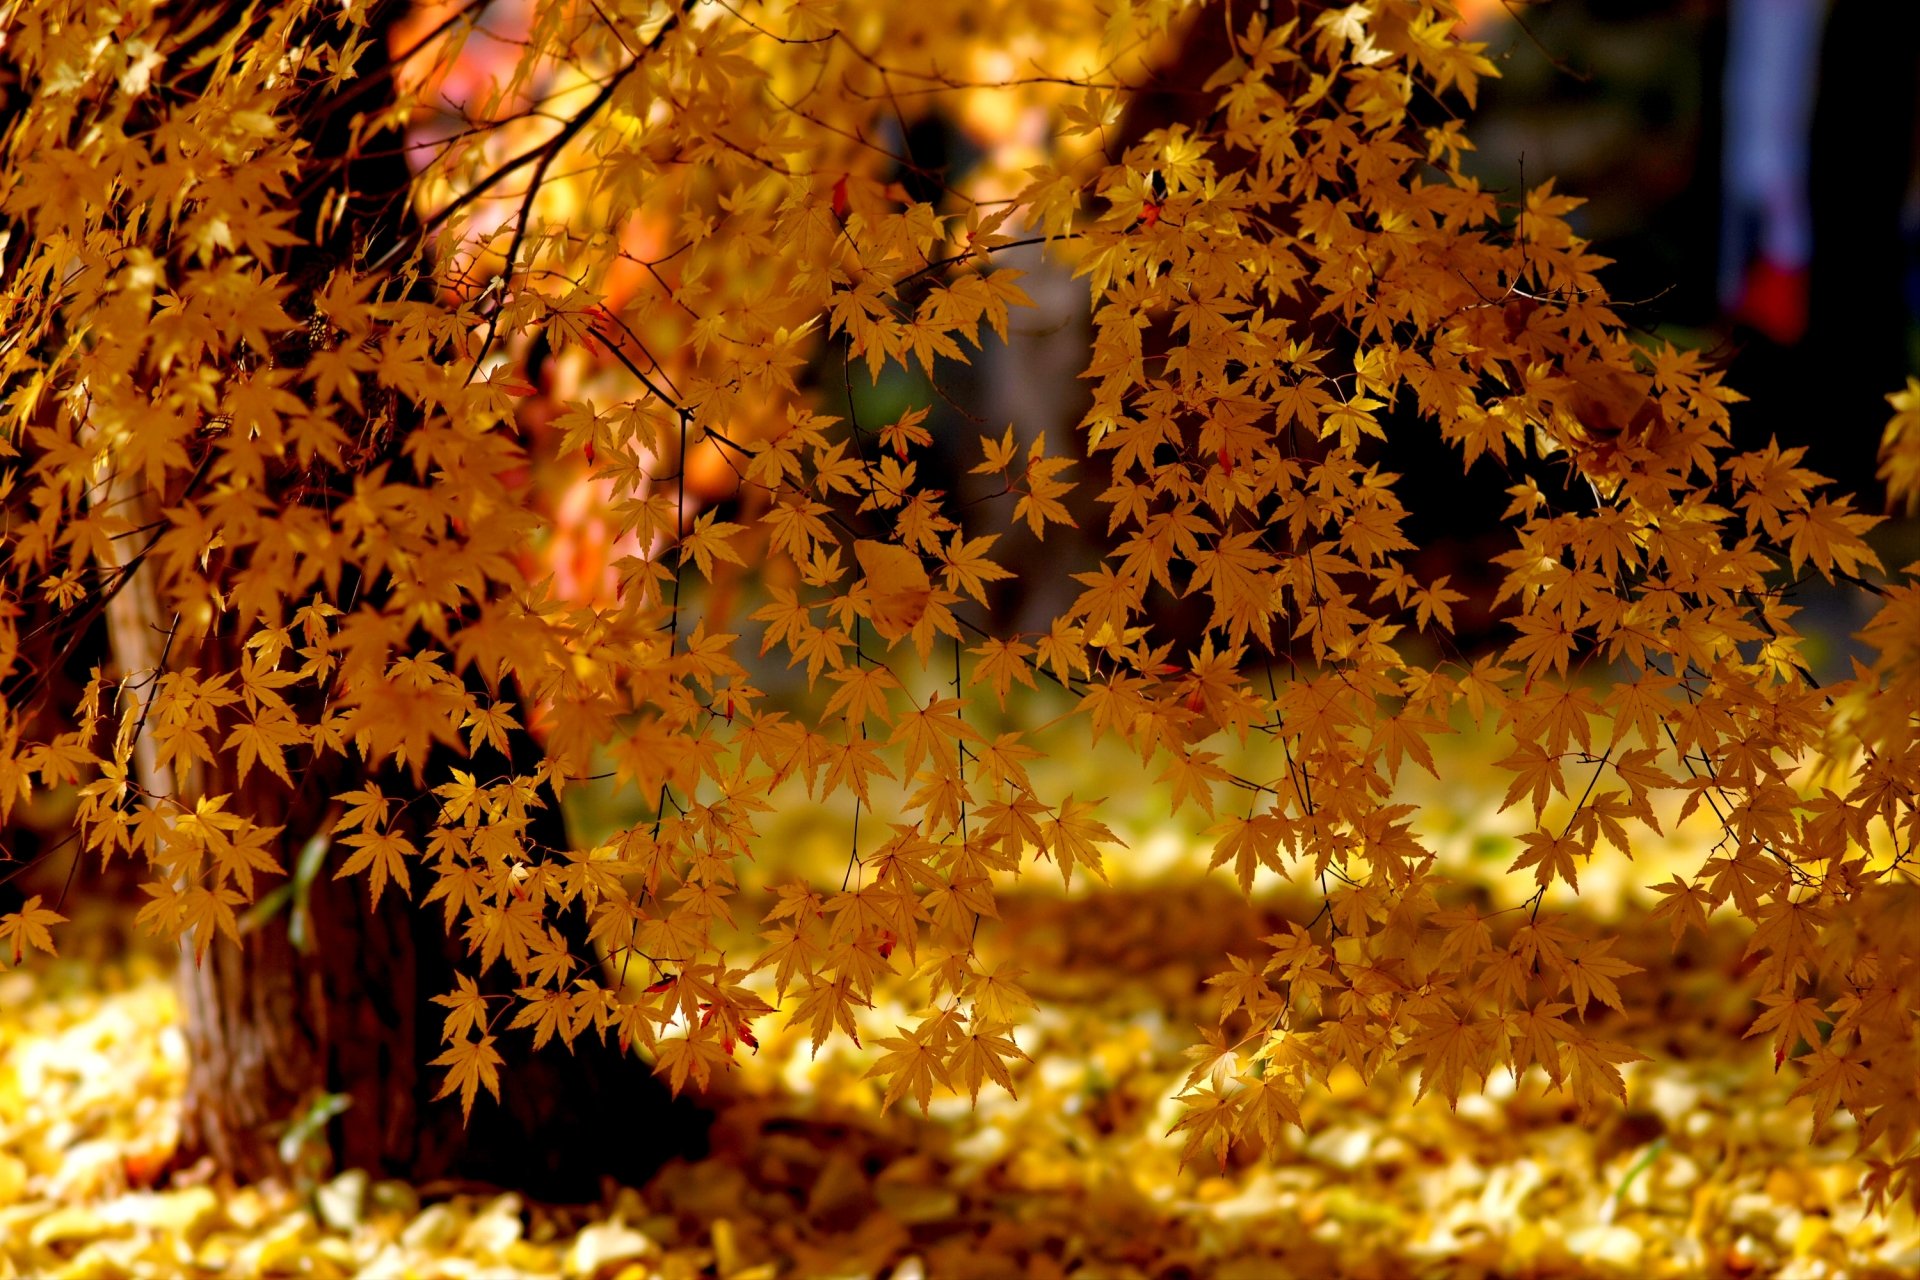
[1458,0,1920,505]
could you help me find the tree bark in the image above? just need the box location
[166,806,707,1198]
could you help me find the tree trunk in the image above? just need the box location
[90,0,705,1200]
[173,851,439,1186]
[98,432,701,1199]
[169,817,707,1199]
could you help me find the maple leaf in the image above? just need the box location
[789,976,865,1051]
[1506,611,1582,681]
[334,827,418,908]
[207,825,286,901]
[1320,394,1385,450]
[432,972,491,1043]
[654,1028,737,1093]
[224,713,303,786]
[948,1023,1027,1102]
[1508,826,1586,891]
[0,896,65,965]
[1496,742,1567,816]
[463,701,521,758]
[181,885,248,965]
[678,510,748,581]
[868,1025,952,1112]
[1403,1006,1491,1109]
[1745,987,1827,1065]
[1608,746,1669,817]
[940,532,1014,603]
[509,988,577,1050]
[823,663,901,729]
[1039,795,1121,890]
[973,424,1019,475]
[852,540,932,642]
[1558,938,1641,1018]
[966,960,1034,1024]
[1410,575,1467,633]
[1159,748,1229,818]
[878,405,933,458]
[1168,1083,1241,1171]
[431,1035,504,1121]
[1507,1001,1574,1087]
[466,898,547,975]
[1742,896,1828,989]
[1791,1044,1870,1135]
[1558,1031,1645,1109]
[1012,438,1076,538]
[1778,497,1882,582]
[1207,954,1275,1025]
[1429,905,1495,968]
[969,637,1037,710]
[1647,875,1714,946]
[1210,813,1281,895]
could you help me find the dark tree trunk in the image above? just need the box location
[167,791,706,1199]
[91,0,705,1200]
[174,848,437,1186]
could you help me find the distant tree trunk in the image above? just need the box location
[91,0,703,1199]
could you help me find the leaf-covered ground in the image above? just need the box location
[7,873,1920,1280]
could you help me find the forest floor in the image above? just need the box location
[6,872,1920,1280]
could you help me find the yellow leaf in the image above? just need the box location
[431,1035,504,1121]
[852,540,931,642]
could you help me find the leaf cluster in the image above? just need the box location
[2,0,1918,1208]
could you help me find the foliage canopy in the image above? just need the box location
[4,0,1920,1208]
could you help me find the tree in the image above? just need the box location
[4,0,1919,1209]
[0,0,702,1194]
